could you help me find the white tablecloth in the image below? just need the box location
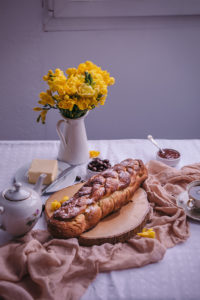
[0,139,200,300]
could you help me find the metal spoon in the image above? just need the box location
[147,135,165,154]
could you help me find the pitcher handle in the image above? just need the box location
[56,119,67,147]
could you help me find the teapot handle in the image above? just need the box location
[0,206,5,231]
[56,119,67,148]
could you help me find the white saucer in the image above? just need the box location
[177,191,200,222]
[14,161,77,192]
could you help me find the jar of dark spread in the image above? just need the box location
[156,148,181,167]
[158,148,180,159]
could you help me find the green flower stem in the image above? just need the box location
[85,71,93,85]
[60,105,87,119]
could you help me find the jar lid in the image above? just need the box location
[4,182,31,201]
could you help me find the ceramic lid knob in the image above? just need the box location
[4,182,31,201]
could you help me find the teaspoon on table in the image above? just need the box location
[147,135,165,154]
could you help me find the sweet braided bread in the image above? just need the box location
[48,158,148,238]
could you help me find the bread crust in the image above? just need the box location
[47,158,148,238]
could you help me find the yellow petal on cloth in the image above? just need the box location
[89,150,100,158]
[137,228,156,239]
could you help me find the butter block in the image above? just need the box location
[28,159,58,185]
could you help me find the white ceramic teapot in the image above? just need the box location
[0,174,46,237]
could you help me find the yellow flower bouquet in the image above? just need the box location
[34,61,115,123]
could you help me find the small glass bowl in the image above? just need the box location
[86,168,101,179]
[86,158,111,179]
[156,148,181,167]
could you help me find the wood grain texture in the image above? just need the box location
[45,184,150,246]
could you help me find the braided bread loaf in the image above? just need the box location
[47,158,148,239]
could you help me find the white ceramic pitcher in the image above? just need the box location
[56,113,89,165]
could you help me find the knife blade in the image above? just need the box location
[41,165,77,195]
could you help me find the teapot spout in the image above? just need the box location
[34,174,46,195]
[0,206,5,231]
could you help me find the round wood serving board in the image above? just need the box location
[45,183,150,246]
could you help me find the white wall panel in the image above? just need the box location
[0,0,199,140]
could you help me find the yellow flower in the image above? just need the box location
[66,68,77,76]
[51,200,61,211]
[89,150,100,158]
[78,84,95,97]
[40,110,47,123]
[34,61,115,123]
[55,68,65,77]
[99,95,106,105]
[76,98,89,110]
[109,77,115,85]
[58,99,76,111]
[39,91,55,106]
[53,94,60,101]
[137,228,155,239]
[33,107,42,111]
[43,69,53,81]
[77,62,87,73]
[44,68,67,93]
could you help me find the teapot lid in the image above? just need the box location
[4,182,31,201]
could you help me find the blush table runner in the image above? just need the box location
[0,140,200,300]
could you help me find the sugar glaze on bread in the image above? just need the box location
[47,158,148,239]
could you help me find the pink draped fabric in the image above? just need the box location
[1,160,199,300]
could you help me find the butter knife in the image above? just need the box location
[41,165,76,196]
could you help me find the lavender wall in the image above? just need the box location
[0,0,200,140]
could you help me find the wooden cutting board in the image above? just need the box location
[45,183,150,246]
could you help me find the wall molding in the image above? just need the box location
[42,0,200,31]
